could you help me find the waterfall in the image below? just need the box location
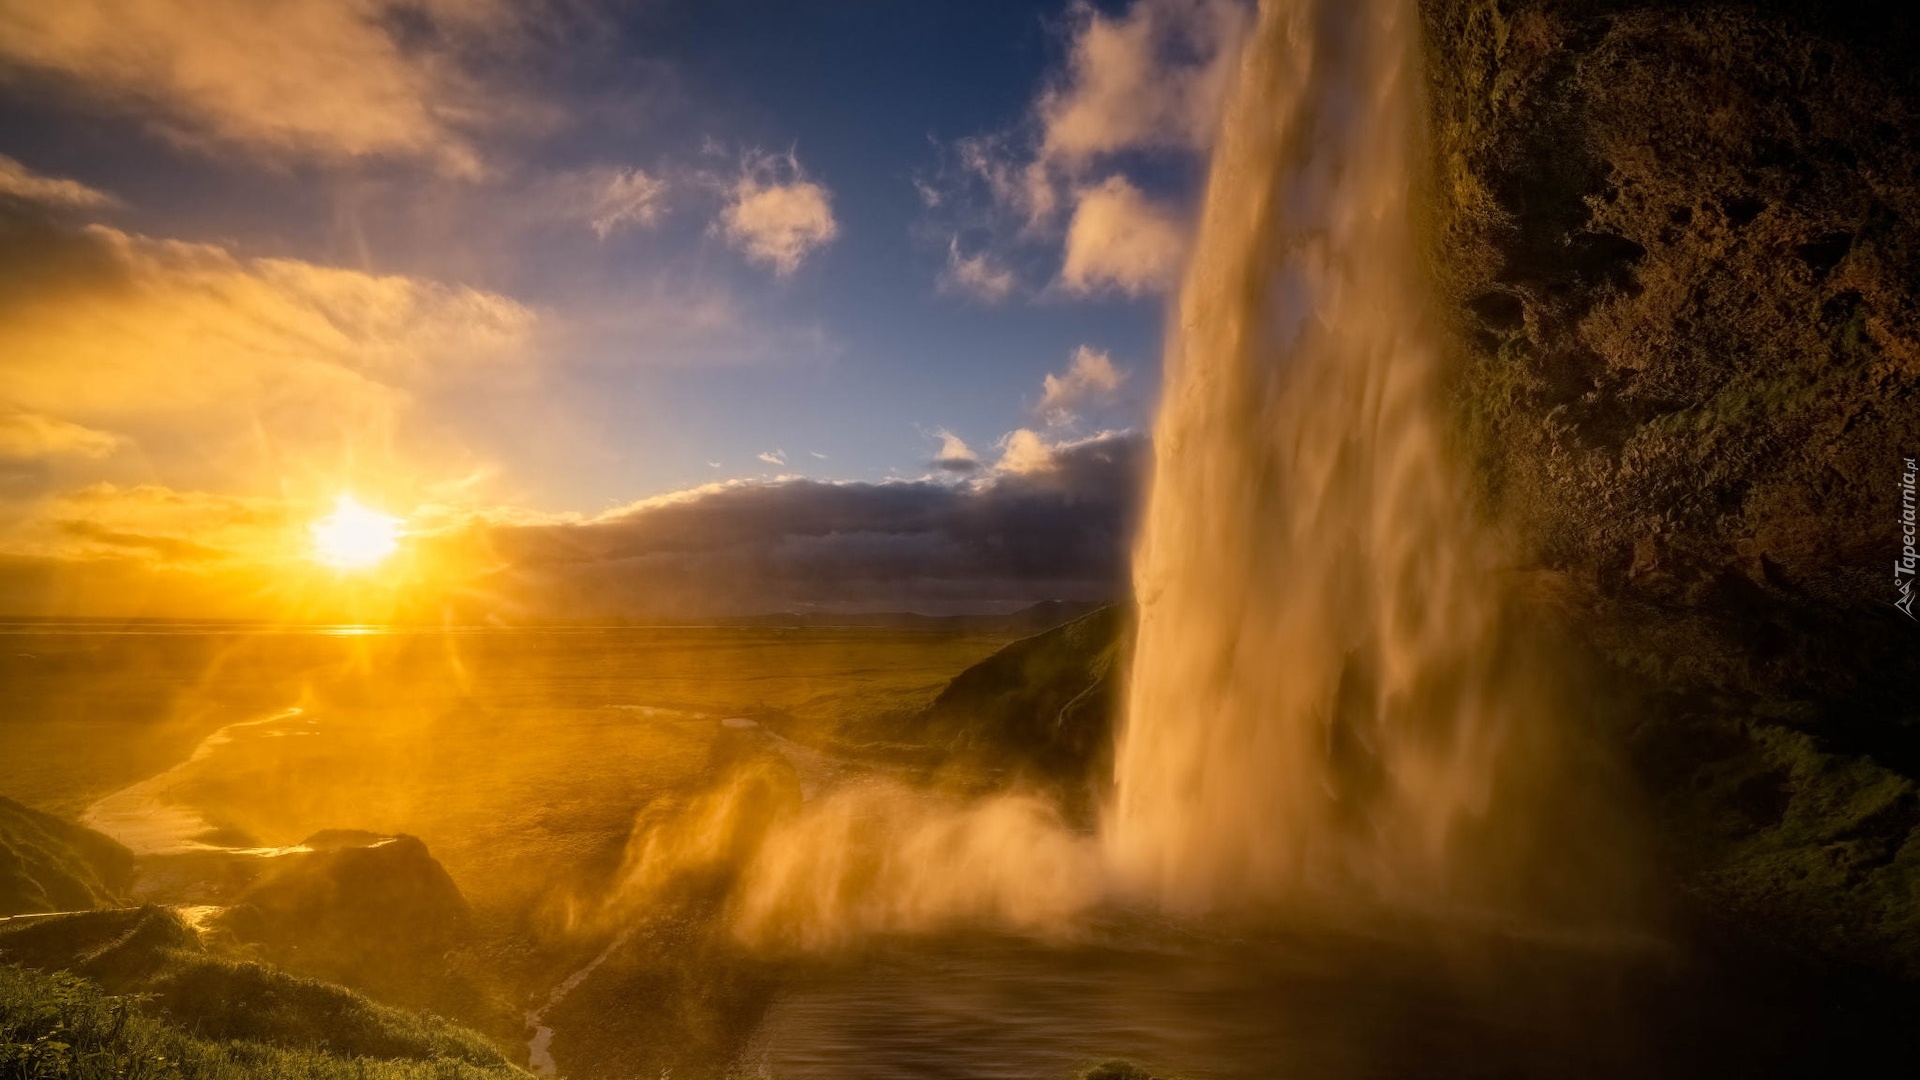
[1107,0,1522,913]
[605,0,1636,947]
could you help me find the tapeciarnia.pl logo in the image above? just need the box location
[1899,456,1918,620]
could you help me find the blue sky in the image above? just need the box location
[0,0,1247,615]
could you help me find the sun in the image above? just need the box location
[310,495,403,570]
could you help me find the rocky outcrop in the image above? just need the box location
[911,605,1131,795]
[1421,0,1920,974]
[211,831,472,997]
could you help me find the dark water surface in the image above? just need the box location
[743,918,1920,1080]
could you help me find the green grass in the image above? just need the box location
[0,626,1016,918]
[0,962,527,1080]
[0,909,526,1077]
[0,798,132,916]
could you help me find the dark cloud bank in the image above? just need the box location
[478,432,1145,618]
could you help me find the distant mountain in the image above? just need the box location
[713,600,1108,633]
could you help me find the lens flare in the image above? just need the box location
[310,494,402,570]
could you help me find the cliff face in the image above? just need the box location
[1421,0,1920,972]
[1422,0,1920,696]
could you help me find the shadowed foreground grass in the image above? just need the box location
[0,962,528,1079]
[0,908,532,1080]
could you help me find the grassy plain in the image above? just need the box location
[0,624,1017,915]
[0,622,1021,1077]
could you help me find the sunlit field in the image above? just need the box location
[0,622,1016,903]
[0,620,1030,1074]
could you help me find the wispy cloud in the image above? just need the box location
[939,236,1017,302]
[0,412,123,461]
[1034,0,1247,166]
[757,449,788,466]
[0,204,534,503]
[0,0,531,173]
[0,154,117,208]
[569,165,670,239]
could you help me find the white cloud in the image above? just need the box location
[939,237,1017,303]
[956,133,1057,227]
[718,152,839,275]
[809,451,828,460]
[996,429,1057,475]
[0,0,523,173]
[758,449,787,466]
[931,429,979,474]
[1038,346,1125,425]
[992,427,1132,478]
[0,154,116,208]
[1059,175,1186,296]
[922,0,1244,300]
[1035,0,1247,166]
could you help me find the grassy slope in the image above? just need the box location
[0,627,1014,918]
[0,963,518,1080]
[909,607,1132,807]
[0,798,132,917]
[0,908,526,1079]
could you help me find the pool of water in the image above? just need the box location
[737,917,1920,1080]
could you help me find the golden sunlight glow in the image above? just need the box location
[310,495,403,570]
